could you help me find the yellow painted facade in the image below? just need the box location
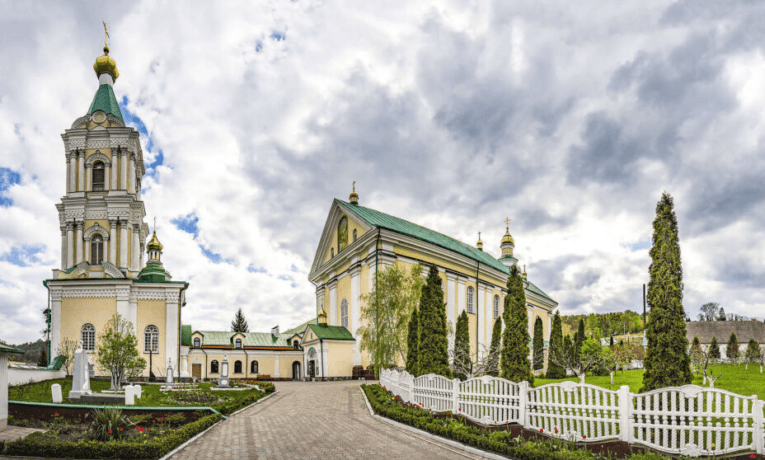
[136,299,167,378]
[326,341,354,377]
[60,297,117,356]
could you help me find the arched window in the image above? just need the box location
[352,229,357,242]
[92,161,105,191]
[337,216,348,251]
[234,360,242,374]
[341,299,349,328]
[210,360,219,374]
[144,325,159,353]
[91,234,104,265]
[467,287,474,314]
[493,295,500,319]
[81,324,95,351]
[330,247,334,258]
[193,337,201,348]
[293,340,300,350]
[250,360,259,374]
[235,338,242,349]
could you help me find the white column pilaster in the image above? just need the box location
[478,284,486,355]
[132,224,140,271]
[322,346,329,378]
[109,220,117,264]
[65,154,72,193]
[457,277,466,315]
[0,354,8,427]
[60,228,67,270]
[78,151,85,192]
[350,263,362,365]
[120,221,128,268]
[111,150,118,190]
[49,288,62,364]
[104,163,110,191]
[446,273,457,360]
[129,153,136,194]
[75,221,84,264]
[84,235,90,265]
[165,291,179,370]
[274,355,280,378]
[85,164,92,191]
[328,279,337,326]
[120,150,128,190]
[66,223,74,268]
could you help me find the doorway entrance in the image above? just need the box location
[292,361,301,380]
[192,363,201,380]
[308,360,315,378]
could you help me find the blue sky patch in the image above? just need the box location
[0,167,21,207]
[255,42,263,53]
[0,245,45,267]
[199,245,231,264]
[248,264,267,274]
[629,240,651,252]
[172,213,200,238]
[119,97,164,174]
[271,31,285,41]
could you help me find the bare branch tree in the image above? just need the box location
[549,336,605,384]
[450,344,502,380]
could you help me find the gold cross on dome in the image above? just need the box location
[154,216,156,232]
[102,20,110,47]
[478,232,481,240]
[352,181,356,192]
[505,217,511,231]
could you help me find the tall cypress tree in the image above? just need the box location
[453,310,471,380]
[709,336,721,359]
[488,317,502,377]
[574,319,585,361]
[546,312,566,378]
[501,264,533,384]
[727,333,739,360]
[231,308,249,333]
[642,192,692,391]
[532,317,544,371]
[405,308,419,376]
[418,265,451,377]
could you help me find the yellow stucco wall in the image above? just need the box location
[60,297,117,375]
[336,274,351,326]
[327,341,354,377]
[136,299,166,378]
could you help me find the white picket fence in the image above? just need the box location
[379,369,765,457]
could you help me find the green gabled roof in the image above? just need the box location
[0,343,23,354]
[336,199,555,303]
[284,317,318,336]
[88,84,124,121]
[196,331,293,348]
[181,325,192,346]
[306,324,355,341]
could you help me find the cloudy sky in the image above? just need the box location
[1,1,764,344]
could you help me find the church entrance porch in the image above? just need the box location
[191,364,201,381]
[291,361,301,380]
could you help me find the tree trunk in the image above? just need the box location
[578,372,586,384]
[610,371,614,386]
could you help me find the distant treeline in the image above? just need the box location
[561,310,644,339]
[0,338,47,365]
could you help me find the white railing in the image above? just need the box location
[378,369,765,457]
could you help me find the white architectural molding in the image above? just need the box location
[61,288,116,298]
[350,264,362,365]
[86,139,111,150]
[83,223,110,240]
[85,151,111,167]
[134,290,167,300]
[328,279,338,326]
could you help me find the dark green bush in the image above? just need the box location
[4,413,222,459]
[87,408,133,441]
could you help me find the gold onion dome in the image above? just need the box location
[476,232,483,251]
[93,46,119,81]
[501,228,514,246]
[349,181,359,205]
[147,230,163,252]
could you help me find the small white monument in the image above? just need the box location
[166,359,174,385]
[68,346,92,399]
[124,386,135,406]
[132,384,142,399]
[218,355,230,388]
[51,383,63,403]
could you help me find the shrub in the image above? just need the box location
[87,408,133,441]
[129,414,153,426]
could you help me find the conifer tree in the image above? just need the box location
[405,308,419,375]
[487,317,502,377]
[727,333,739,361]
[709,336,721,359]
[453,310,471,380]
[574,319,585,361]
[418,265,451,377]
[546,312,566,379]
[745,339,761,369]
[533,317,544,371]
[231,308,249,333]
[642,192,692,391]
[501,264,533,384]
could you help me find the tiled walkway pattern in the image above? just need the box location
[172,380,482,460]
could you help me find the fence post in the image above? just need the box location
[452,378,460,413]
[754,399,764,454]
[618,385,632,443]
[408,372,415,404]
[518,381,529,427]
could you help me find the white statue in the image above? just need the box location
[68,343,92,399]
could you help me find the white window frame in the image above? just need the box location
[144,325,159,353]
[235,338,242,349]
[467,287,474,314]
[341,299,349,328]
[81,324,95,351]
[493,295,500,319]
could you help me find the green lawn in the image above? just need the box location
[9,379,261,413]
[535,364,765,399]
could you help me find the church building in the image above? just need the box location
[304,188,558,377]
[43,44,189,379]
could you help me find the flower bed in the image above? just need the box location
[364,384,763,460]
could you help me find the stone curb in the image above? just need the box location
[161,389,279,460]
[360,387,512,460]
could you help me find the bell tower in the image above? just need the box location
[54,42,148,280]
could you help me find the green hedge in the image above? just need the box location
[364,385,672,460]
[3,412,222,459]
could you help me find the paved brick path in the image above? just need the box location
[171,380,483,460]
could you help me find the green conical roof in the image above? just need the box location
[137,262,171,282]
[88,84,123,121]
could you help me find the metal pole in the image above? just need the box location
[642,283,646,326]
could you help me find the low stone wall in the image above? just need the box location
[8,367,66,386]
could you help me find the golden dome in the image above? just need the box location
[476,232,483,251]
[349,181,359,205]
[501,217,514,246]
[318,307,328,325]
[93,46,119,81]
[147,230,163,252]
